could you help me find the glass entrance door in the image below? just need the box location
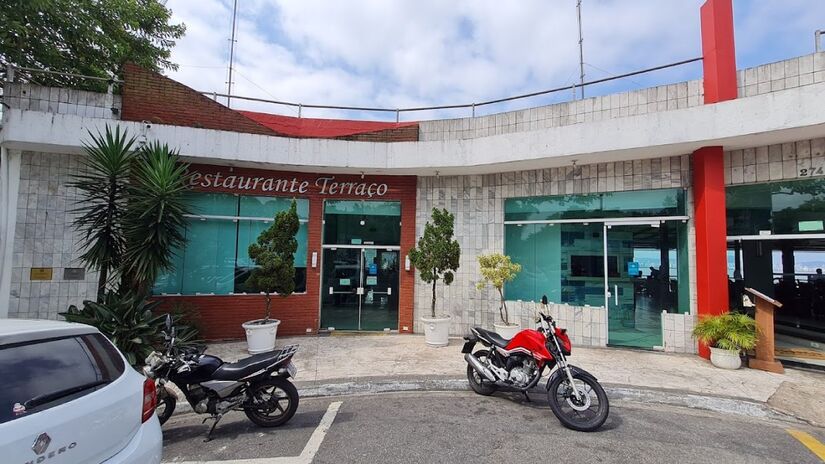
[604,222,682,349]
[360,248,399,330]
[320,247,399,331]
[320,248,361,330]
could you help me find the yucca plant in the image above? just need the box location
[121,141,191,293]
[69,126,136,300]
[692,312,758,352]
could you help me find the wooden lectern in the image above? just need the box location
[744,287,784,374]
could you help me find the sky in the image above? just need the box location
[163,0,825,121]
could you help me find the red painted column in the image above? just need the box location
[694,0,736,358]
[700,0,737,104]
[693,147,729,358]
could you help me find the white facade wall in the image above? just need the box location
[8,152,99,319]
[413,155,697,344]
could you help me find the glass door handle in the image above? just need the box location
[614,284,619,305]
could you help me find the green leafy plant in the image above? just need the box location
[61,294,202,368]
[476,253,522,325]
[61,291,166,367]
[692,312,758,352]
[1,0,185,90]
[245,200,300,322]
[408,208,461,318]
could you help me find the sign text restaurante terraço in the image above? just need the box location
[188,171,390,198]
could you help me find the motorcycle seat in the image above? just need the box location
[212,350,288,381]
[473,327,511,348]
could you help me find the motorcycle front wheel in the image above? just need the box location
[156,386,177,426]
[244,377,299,427]
[546,369,609,432]
[466,349,497,396]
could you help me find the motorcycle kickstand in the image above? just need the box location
[202,413,224,442]
[522,392,531,403]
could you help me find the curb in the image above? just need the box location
[167,377,800,424]
[296,378,796,422]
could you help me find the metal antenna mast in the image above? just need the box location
[577,0,585,99]
[226,0,239,107]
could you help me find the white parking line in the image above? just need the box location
[167,401,343,464]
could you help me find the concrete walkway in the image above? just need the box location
[204,334,825,426]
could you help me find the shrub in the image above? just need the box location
[476,253,521,325]
[408,208,461,318]
[692,312,757,352]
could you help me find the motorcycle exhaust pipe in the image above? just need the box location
[464,353,497,382]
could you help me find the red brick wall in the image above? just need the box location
[121,63,419,142]
[155,163,417,340]
[121,63,277,136]
[339,125,419,142]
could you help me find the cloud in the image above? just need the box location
[163,0,821,120]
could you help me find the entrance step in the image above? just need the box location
[330,330,398,336]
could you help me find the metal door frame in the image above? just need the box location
[602,220,662,311]
[320,244,401,330]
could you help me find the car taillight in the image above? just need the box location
[142,378,157,423]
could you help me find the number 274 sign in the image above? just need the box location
[799,166,825,177]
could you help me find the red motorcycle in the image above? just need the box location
[462,299,609,432]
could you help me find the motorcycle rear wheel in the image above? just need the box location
[546,370,609,432]
[244,377,299,427]
[466,349,497,396]
[156,386,176,426]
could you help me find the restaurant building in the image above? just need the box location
[2,0,825,363]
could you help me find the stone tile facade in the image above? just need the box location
[419,52,825,143]
[413,155,697,338]
[505,301,608,347]
[419,79,703,142]
[2,83,121,119]
[724,138,825,186]
[662,311,698,354]
[9,151,99,319]
[736,53,825,98]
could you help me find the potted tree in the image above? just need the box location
[476,253,522,339]
[243,200,300,354]
[408,208,461,347]
[692,312,758,369]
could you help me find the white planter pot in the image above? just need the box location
[242,319,281,354]
[709,347,742,369]
[421,315,451,347]
[493,322,521,340]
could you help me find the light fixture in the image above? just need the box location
[311,251,318,268]
[360,171,365,179]
[405,255,411,271]
[360,220,365,226]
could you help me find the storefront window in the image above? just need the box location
[503,189,690,318]
[153,194,309,295]
[323,200,401,245]
[726,178,825,236]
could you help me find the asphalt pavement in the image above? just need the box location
[161,390,825,464]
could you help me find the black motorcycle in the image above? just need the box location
[143,316,299,440]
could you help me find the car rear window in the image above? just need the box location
[0,333,125,424]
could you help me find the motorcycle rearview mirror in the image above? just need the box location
[165,314,172,332]
[541,294,548,306]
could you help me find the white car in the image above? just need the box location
[0,319,162,463]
